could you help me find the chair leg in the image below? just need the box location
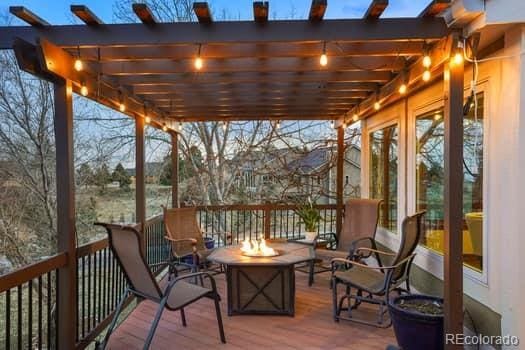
[96,289,129,350]
[331,277,339,322]
[143,297,169,350]
[180,308,187,327]
[213,292,226,343]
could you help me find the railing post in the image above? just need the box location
[264,206,271,239]
[336,126,345,237]
[171,132,179,208]
[53,79,77,349]
[136,115,146,248]
[443,33,464,349]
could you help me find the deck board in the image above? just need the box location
[107,271,396,349]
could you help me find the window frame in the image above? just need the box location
[407,82,490,285]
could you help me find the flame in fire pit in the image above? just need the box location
[240,238,278,257]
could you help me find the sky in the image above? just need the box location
[1,0,432,24]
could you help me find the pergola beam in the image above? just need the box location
[70,41,427,61]
[309,0,327,22]
[419,0,451,18]
[99,56,406,75]
[132,3,158,25]
[253,2,269,23]
[121,71,391,86]
[9,6,49,27]
[364,0,389,19]
[70,5,104,26]
[166,114,340,121]
[193,2,213,24]
[0,18,449,49]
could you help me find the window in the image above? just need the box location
[369,124,399,232]
[415,93,484,271]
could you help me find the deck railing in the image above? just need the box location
[0,204,338,349]
[0,253,65,350]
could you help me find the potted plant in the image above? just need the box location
[388,294,444,350]
[295,197,322,241]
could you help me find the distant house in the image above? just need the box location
[126,162,164,184]
[234,145,361,203]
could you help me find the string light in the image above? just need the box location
[118,90,126,112]
[276,120,281,129]
[222,121,228,131]
[195,44,203,70]
[74,58,83,72]
[178,122,183,132]
[74,46,83,72]
[330,120,334,129]
[434,113,442,121]
[342,121,347,129]
[422,54,431,69]
[374,101,380,110]
[398,83,407,95]
[320,41,328,67]
[352,113,359,122]
[145,116,151,124]
[449,41,464,67]
[80,82,88,96]
[162,124,168,132]
[422,69,431,82]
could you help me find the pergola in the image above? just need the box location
[0,1,469,348]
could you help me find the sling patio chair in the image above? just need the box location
[307,198,382,285]
[162,206,218,274]
[94,223,226,350]
[331,211,426,328]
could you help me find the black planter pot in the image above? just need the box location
[388,294,444,350]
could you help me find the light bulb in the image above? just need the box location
[119,103,126,112]
[342,122,347,129]
[162,124,168,132]
[434,113,442,121]
[145,116,151,124]
[453,52,463,66]
[178,123,183,132]
[276,121,281,129]
[80,84,88,96]
[352,114,359,122]
[74,58,83,72]
[222,122,227,131]
[194,57,203,70]
[422,69,431,82]
[320,53,328,67]
[398,83,407,95]
[422,55,431,68]
[374,101,380,111]
[330,120,334,129]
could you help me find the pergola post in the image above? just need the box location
[171,132,179,208]
[135,116,146,241]
[443,38,464,348]
[336,126,345,236]
[54,79,77,350]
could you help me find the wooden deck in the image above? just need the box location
[107,271,396,350]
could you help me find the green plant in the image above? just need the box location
[295,197,322,232]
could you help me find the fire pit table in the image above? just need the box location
[208,241,314,316]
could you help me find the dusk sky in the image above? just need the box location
[2,0,431,24]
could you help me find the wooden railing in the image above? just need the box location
[0,253,66,350]
[0,204,337,349]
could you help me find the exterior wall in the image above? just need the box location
[360,24,525,346]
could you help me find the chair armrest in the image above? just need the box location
[356,247,397,257]
[164,271,219,296]
[330,254,416,272]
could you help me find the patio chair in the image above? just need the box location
[308,198,382,285]
[331,211,426,328]
[94,222,226,350]
[162,206,215,274]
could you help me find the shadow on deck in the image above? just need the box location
[107,271,395,350]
